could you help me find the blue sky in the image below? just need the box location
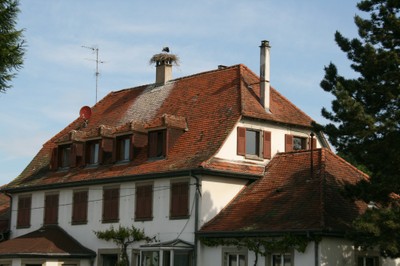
[0,0,360,184]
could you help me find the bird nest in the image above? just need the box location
[149,53,180,66]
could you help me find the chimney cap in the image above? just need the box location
[260,40,271,48]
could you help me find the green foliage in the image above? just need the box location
[318,0,400,257]
[0,0,25,92]
[94,225,153,266]
[200,234,312,256]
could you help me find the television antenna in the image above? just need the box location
[82,45,105,103]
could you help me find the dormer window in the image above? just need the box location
[285,134,315,152]
[86,140,100,165]
[148,130,166,159]
[293,136,307,150]
[59,144,72,168]
[237,127,271,159]
[116,135,131,162]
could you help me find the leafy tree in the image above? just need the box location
[318,0,400,258]
[0,0,25,93]
[94,225,153,266]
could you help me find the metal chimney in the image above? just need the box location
[260,40,271,112]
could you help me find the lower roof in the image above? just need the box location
[0,225,96,259]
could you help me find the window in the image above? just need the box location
[135,184,153,221]
[237,127,271,159]
[102,187,119,223]
[223,250,247,266]
[117,135,131,162]
[17,195,31,228]
[101,254,118,266]
[72,190,88,224]
[170,181,189,219]
[140,250,192,266]
[44,194,59,225]
[285,134,316,152]
[59,144,72,168]
[272,253,292,266]
[358,256,379,266]
[86,140,100,165]
[142,251,159,266]
[148,130,166,158]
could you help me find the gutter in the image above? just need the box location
[1,168,261,194]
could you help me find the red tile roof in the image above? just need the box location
[0,193,9,233]
[199,149,368,236]
[0,225,96,258]
[3,64,315,190]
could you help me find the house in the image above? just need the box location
[0,41,398,266]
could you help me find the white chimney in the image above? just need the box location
[260,40,271,112]
[156,60,172,84]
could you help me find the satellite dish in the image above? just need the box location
[79,106,92,120]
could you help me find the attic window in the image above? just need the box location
[116,135,131,162]
[237,127,271,159]
[59,144,72,168]
[86,140,100,165]
[293,136,307,150]
[148,130,166,159]
[285,134,315,152]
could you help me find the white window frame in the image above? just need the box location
[222,247,247,266]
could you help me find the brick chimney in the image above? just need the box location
[260,40,271,112]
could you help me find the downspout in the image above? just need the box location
[190,172,201,266]
[315,239,319,266]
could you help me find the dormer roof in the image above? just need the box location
[3,64,315,191]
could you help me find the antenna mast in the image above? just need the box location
[82,45,104,103]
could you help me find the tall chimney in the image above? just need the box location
[260,40,271,112]
[155,59,172,84]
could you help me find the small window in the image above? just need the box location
[17,195,31,228]
[358,256,379,266]
[142,251,159,266]
[135,184,153,221]
[72,190,88,225]
[86,140,100,165]
[237,127,271,159]
[117,136,131,162]
[272,253,292,266]
[223,250,247,266]
[101,254,118,266]
[293,136,307,150]
[59,144,72,168]
[44,194,59,225]
[102,187,119,223]
[170,181,189,219]
[148,130,166,158]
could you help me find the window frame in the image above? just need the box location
[97,248,119,266]
[116,135,132,162]
[71,190,88,225]
[17,194,31,229]
[58,143,72,169]
[237,127,271,159]
[135,183,153,221]
[86,140,101,166]
[44,193,59,225]
[148,129,167,159]
[222,247,247,266]
[266,250,294,266]
[170,180,190,219]
[102,186,120,223]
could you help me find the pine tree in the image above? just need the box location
[0,0,25,93]
[319,0,400,258]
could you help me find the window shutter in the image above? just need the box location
[170,181,189,218]
[162,130,167,157]
[103,188,119,222]
[70,144,77,167]
[102,138,113,153]
[17,196,31,228]
[135,185,153,220]
[44,194,59,225]
[129,135,135,161]
[50,147,58,170]
[237,127,246,155]
[74,142,84,157]
[148,132,158,158]
[72,191,88,224]
[263,131,272,159]
[285,134,293,152]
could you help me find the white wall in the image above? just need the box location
[200,175,247,226]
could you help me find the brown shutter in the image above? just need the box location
[50,147,58,170]
[162,130,167,157]
[70,144,77,167]
[44,194,59,225]
[170,181,189,218]
[72,191,88,224]
[263,131,272,159]
[285,134,293,152]
[148,132,158,158]
[75,142,84,157]
[129,135,135,161]
[17,196,31,228]
[135,185,153,220]
[237,127,246,155]
[103,188,119,222]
